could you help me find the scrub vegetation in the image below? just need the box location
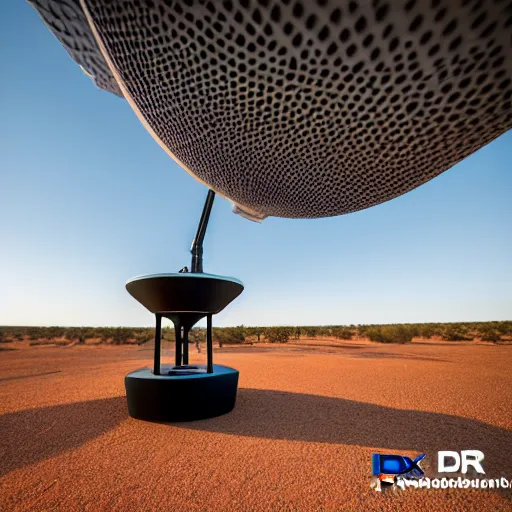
[0,321,510,346]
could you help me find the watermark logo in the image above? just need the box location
[371,453,425,491]
[370,450,511,492]
[438,450,484,474]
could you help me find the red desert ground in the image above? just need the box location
[1,336,511,511]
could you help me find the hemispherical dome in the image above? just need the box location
[29,0,512,220]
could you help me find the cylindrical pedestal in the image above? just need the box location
[125,364,239,422]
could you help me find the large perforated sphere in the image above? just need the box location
[29,0,512,221]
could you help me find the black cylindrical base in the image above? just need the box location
[125,364,239,422]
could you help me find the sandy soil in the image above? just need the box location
[0,339,511,511]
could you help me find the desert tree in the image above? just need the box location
[264,326,292,343]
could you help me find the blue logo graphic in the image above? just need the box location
[371,453,426,491]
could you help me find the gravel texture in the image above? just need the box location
[1,339,511,511]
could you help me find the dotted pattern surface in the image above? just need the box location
[28,0,123,97]
[32,0,512,219]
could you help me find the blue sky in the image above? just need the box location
[1,1,511,328]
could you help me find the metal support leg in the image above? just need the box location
[153,313,162,375]
[175,323,182,367]
[191,190,215,273]
[206,313,213,373]
[183,327,189,365]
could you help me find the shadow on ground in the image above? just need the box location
[342,352,448,362]
[287,342,366,350]
[0,371,62,383]
[182,388,512,476]
[1,389,510,481]
[0,397,127,476]
[221,344,448,361]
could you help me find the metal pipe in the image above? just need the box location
[153,313,162,375]
[183,327,189,365]
[175,323,182,367]
[206,313,213,373]
[191,190,215,273]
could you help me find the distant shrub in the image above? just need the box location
[264,327,292,343]
[304,326,318,338]
[253,327,264,342]
[29,326,66,341]
[213,326,246,347]
[133,329,153,345]
[188,328,205,344]
[366,327,384,343]
[111,328,134,344]
[38,327,50,340]
[98,328,113,342]
[64,328,78,343]
[93,327,134,344]
[366,325,414,344]
[497,322,512,336]
[243,327,260,342]
[482,321,511,337]
[229,325,246,342]
[480,329,501,343]
[65,327,95,344]
[27,327,40,340]
[162,326,176,342]
[0,332,11,343]
[48,326,66,339]
[321,326,335,337]
[407,324,420,338]
[418,324,436,338]
[333,327,354,340]
[358,325,370,337]
[442,327,470,341]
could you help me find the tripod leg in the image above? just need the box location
[206,313,213,373]
[183,327,189,365]
[153,313,162,375]
[175,322,182,367]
